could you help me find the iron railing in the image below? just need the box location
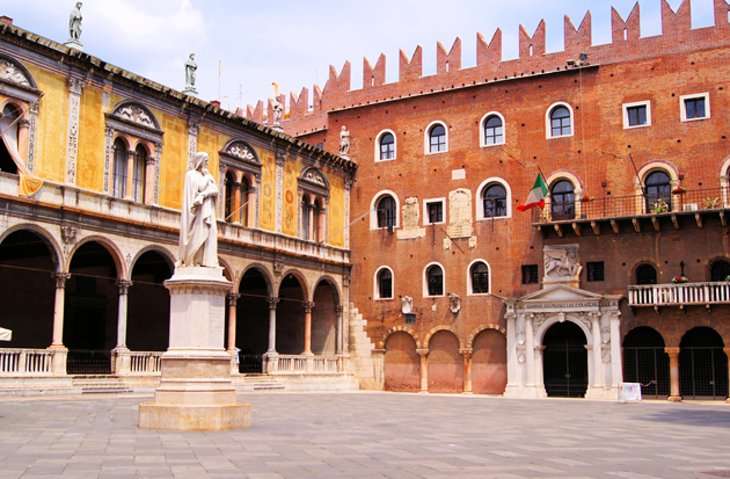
[534,187,728,223]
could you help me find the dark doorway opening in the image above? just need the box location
[680,327,728,400]
[543,321,588,397]
[622,327,670,399]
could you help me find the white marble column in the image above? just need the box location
[113,279,133,375]
[525,315,535,388]
[226,293,240,353]
[266,297,279,354]
[590,313,603,388]
[505,313,518,387]
[610,311,622,388]
[50,272,71,349]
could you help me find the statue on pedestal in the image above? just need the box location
[184,53,197,94]
[178,152,218,267]
[339,126,350,156]
[65,2,84,50]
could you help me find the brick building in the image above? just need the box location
[0,18,362,393]
[264,0,730,400]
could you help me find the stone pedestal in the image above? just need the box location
[64,39,83,51]
[138,266,251,430]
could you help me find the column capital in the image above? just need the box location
[335,305,344,316]
[52,272,72,288]
[227,292,240,306]
[416,348,429,357]
[303,301,315,313]
[116,279,133,294]
[459,348,473,359]
[266,297,280,310]
[664,346,680,357]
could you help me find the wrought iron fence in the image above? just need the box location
[238,353,264,374]
[534,187,727,223]
[67,349,112,375]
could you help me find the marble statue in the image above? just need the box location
[184,53,197,93]
[178,152,219,267]
[339,126,350,156]
[271,96,283,126]
[69,2,83,42]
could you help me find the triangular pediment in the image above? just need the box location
[516,284,604,303]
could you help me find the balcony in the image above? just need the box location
[628,282,730,308]
[534,187,728,237]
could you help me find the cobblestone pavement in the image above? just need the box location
[1,391,730,479]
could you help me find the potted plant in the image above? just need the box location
[650,198,669,214]
[672,275,688,284]
[672,186,687,195]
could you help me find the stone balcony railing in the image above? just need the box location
[0,348,54,375]
[0,173,350,265]
[268,354,343,374]
[627,282,730,308]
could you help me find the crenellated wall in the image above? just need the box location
[247,0,730,137]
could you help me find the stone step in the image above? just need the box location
[81,385,134,394]
[251,383,286,391]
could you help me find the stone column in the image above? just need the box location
[18,118,30,160]
[247,184,257,228]
[417,348,429,393]
[665,347,681,402]
[724,348,730,404]
[335,305,344,373]
[226,293,240,353]
[505,313,519,388]
[303,301,314,355]
[144,155,155,204]
[125,150,135,201]
[317,199,327,243]
[50,272,71,375]
[113,279,133,375]
[590,313,603,388]
[233,171,243,224]
[460,348,473,394]
[525,315,535,388]
[265,297,279,374]
[307,198,315,241]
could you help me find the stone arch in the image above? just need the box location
[384,329,420,392]
[423,325,463,350]
[427,329,463,392]
[129,245,175,274]
[279,269,310,300]
[240,263,274,296]
[379,326,419,349]
[66,235,127,280]
[111,101,161,130]
[466,324,506,349]
[0,54,37,88]
[535,315,592,345]
[622,326,669,399]
[312,277,340,355]
[276,270,308,354]
[218,257,235,287]
[0,223,62,271]
[312,275,341,304]
[471,328,507,395]
[127,249,173,352]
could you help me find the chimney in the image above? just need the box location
[0,16,13,24]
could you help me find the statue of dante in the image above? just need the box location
[178,152,219,268]
[69,2,83,41]
[185,53,197,90]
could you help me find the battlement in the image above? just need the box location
[248,0,730,136]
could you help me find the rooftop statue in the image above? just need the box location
[184,53,197,94]
[68,2,83,43]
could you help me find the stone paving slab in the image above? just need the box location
[0,392,729,478]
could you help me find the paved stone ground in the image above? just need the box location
[1,392,730,479]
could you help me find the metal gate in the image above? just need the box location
[679,346,728,400]
[622,327,670,400]
[66,349,112,375]
[543,322,588,398]
[238,353,264,374]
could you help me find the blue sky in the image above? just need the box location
[0,0,716,110]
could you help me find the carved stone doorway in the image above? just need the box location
[543,321,588,398]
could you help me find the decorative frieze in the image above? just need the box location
[65,77,83,184]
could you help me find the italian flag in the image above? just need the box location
[517,173,548,212]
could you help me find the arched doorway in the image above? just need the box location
[472,329,507,395]
[542,321,588,397]
[237,268,270,373]
[312,281,338,355]
[0,230,56,348]
[679,327,728,400]
[127,251,172,352]
[65,242,119,374]
[427,330,462,393]
[622,327,669,399]
[384,332,419,391]
[276,273,305,354]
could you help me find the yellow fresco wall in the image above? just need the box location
[259,152,276,232]
[196,125,222,183]
[282,160,298,236]
[158,114,187,209]
[327,174,344,247]
[25,65,67,183]
[75,85,105,192]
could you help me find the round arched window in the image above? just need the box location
[645,171,672,213]
[550,180,575,220]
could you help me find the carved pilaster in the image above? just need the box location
[187,121,199,167]
[27,100,39,172]
[153,142,162,205]
[65,77,84,184]
[103,127,113,193]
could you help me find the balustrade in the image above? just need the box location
[628,282,730,307]
[0,349,53,375]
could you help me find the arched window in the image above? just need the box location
[549,105,572,137]
[0,104,20,174]
[483,114,504,146]
[132,144,147,203]
[483,184,507,218]
[376,195,396,229]
[635,264,658,285]
[112,138,127,198]
[426,264,444,296]
[645,171,672,213]
[470,261,490,294]
[379,132,395,160]
[550,180,575,220]
[376,267,393,299]
[710,259,730,282]
[240,177,251,227]
[428,123,447,153]
[224,171,235,222]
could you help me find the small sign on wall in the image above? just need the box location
[451,169,466,180]
[619,382,642,402]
